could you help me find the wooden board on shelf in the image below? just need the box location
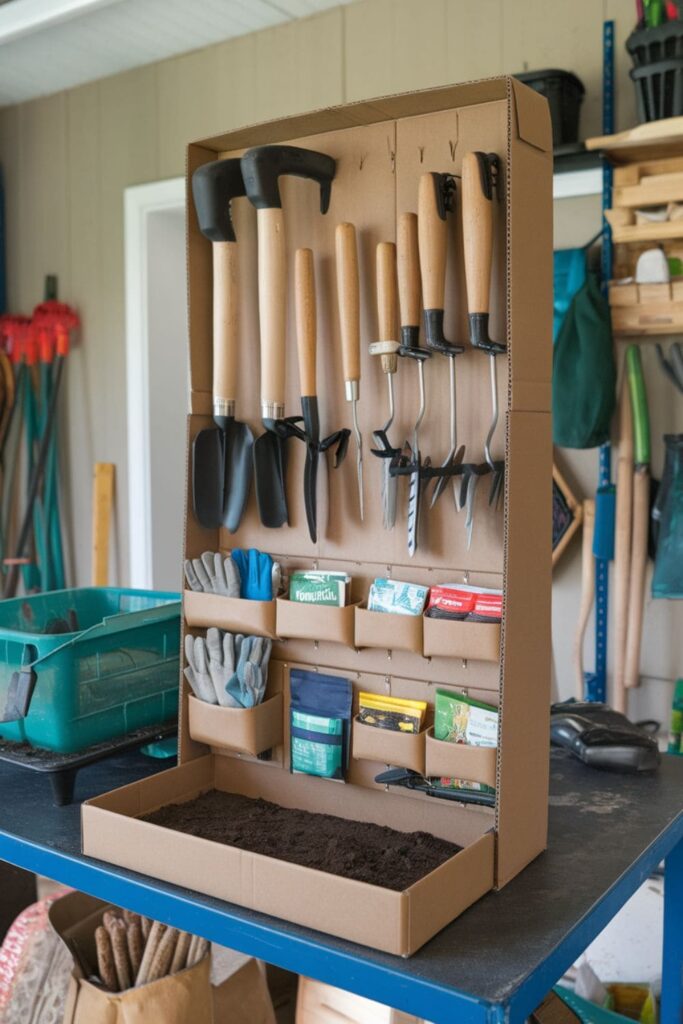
[586,117,683,164]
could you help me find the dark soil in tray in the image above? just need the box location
[143,790,461,890]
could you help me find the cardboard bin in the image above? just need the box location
[83,74,552,955]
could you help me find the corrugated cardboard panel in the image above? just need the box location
[496,409,552,885]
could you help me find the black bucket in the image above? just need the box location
[514,69,585,148]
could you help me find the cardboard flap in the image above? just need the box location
[510,78,552,153]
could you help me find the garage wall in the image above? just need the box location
[0,0,678,713]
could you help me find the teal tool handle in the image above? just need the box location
[626,345,651,467]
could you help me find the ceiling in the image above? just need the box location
[0,0,349,105]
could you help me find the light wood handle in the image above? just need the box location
[574,499,596,698]
[397,212,421,327]
[624,469,649,690]
[91,462,114,587]
[417,173,446,311]
[613,373,633,712]
[212,241,238,403]
[462,152,494,315]
[257,207,286,409]
[295,248,316,398]
[335,222,361,384]
[376,242,398,374]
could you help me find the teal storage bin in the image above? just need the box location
[0,587,181,754]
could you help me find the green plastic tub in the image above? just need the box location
[0,587,181,754]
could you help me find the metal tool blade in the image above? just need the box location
[254,429,288,528]
[192,427,224,529]
[407,444,420,558]
[222,419,255,533]
[301,396,320,543]
[465,474,478,550]
[351,397,364,520]
[380,372,397,529]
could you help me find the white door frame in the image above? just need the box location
[124,176,185,588]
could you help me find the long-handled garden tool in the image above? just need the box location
[335,222,364,521]
[370,242,400,530]
[462,150,505,547]
[242,144,336,529]
[4,304,77,598]
[191,158,253,533]
[417,172,465,514]
[574,499,596,698]
[613,370,633,713]
[395,212,431,556]
[293,247,349,543]
[624,345,651,692]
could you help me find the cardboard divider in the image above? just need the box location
[425,728,497,789]
[184,590,277,639]
[276,598,358,647]
[422,616,501,662]
[354,606,424,653]
[352,719,426,773]
[188,693,284,757]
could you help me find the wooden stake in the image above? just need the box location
[91,462,114,586]
[573,500,596,697]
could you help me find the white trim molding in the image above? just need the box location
[124,176,185,589]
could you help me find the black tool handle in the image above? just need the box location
[241,145,336,212]
[191,158,246,243]
[417,172,462,356]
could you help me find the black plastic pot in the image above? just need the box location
[514,69,585,148]
[627,22,683,122]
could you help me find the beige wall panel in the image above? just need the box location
[254,10,344,124]
[501,0,603,140]
[157,45,227,179]
[446,0,503,83]
[0,104,22,310]
[344,0,450,101]
[17,93,69,310]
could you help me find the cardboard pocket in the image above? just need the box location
[422,616,501,662]
[184,590,277,638]
[188,693,283,756]
[354,606,423,652]
[351,718,426,773]
[276,598,357,646]
[425,728,497,788]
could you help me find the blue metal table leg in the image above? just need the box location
[661,836,683,1024]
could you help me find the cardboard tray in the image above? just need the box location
[188,693,284,757]
[354,607,423,653]
[351,719,427,773]
[425,729,498,789]
[184,591,277,638]
[82,755,495,957]
[422,617,501,662]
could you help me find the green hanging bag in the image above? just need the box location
[552,271,616,449]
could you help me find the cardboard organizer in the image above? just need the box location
[82,76,553,957]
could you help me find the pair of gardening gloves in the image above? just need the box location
[184,549,281,601]
[184,629,272,709]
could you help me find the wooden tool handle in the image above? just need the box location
[335,222,360,384]
[212,240,238,403]
[397,212,421,327]
[257,207,286,410]
[573,499,596,698]
[295,248,316,398]
[462,152,494,315]
[624,469,650,690]
[417,173,446,311]
[376,242,398,374]
[613,372,634,713]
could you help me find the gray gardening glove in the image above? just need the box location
[183,552,213,593]
[212,553,241,597]
[183,634,217,704]
[226,634,272,708]
[206,627,243,708]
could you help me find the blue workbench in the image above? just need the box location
[0,747,680,1024]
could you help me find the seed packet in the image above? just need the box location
[367,578,429,615]
[432,690,498,794]
[426,584,503,622]
[357,693,427,733]
[290,669,352,780]
[289,571,350,607]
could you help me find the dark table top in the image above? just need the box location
[0,747,681,1023]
